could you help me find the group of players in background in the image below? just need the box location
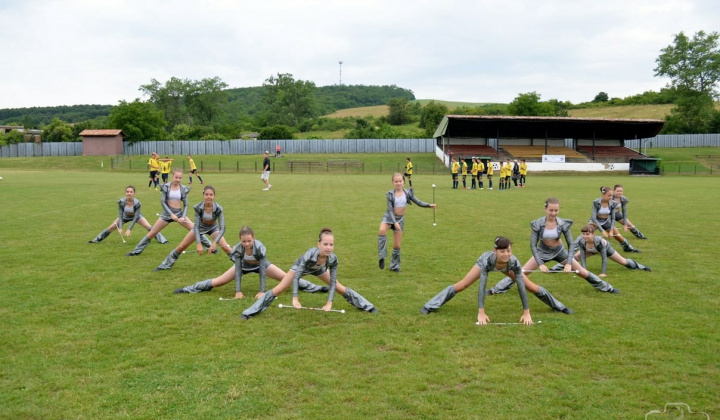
[446,156,528,190]
[88,153,651,324]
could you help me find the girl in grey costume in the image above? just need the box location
[487,197,620,296]
[612,184,648,240]
[421,237,534,325]
[591,186,641,253]
[155,185,232,271]
[126,168,204,256]
[88,185,168,244]
[174,226,328,297]
[241,228,377,320]
[377,173,436,272]
[550,223,651,275]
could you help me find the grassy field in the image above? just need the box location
[322,105,390,118]
[1,164,718,418]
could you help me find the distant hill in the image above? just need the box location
[0,84,416,127]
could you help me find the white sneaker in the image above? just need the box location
[262,187,269,191]
[268,184,272,190]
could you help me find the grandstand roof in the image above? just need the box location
[433,115,664,140]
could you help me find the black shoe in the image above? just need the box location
[379,259,385,269]
[125,252,136,257]
[319,286,330,293]
[174,288,187,294]
[562,307,574,315]
[240,314,250,320]
[485,289,495,296]
[369,308,379,314]
[420,307,431,314]
[644,266,652,272]
[88,240,97,244]
[610,288,621,294]
[390,268,401,273]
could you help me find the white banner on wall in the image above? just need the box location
[542,155,566,163]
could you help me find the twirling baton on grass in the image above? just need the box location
[432,184,436,226]
[523,269,579,273]
[114,221,126,243]
[278,303,345,313]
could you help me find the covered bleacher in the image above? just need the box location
[433,115,665,163]
[576,145,646,160]
[501,145,586,160]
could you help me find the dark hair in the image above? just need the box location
[203,185,215,194]
[600,186,610,194]
[613,184,623,190]
[318,227,333,242]
[239,225,255,238]
[494,236,512,250]
[126,185,135,193]
[544,197,559,208]
[581,223,598,233]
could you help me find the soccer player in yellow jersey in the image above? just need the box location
[461,159,468,189]
[404,157,413,187]
[519,159,528,187]
[187,155,204,185]
[486,159,494,190]
[470,158,478,189]
[148,153,161,190]
[160,156,174,184]
[450,157,460,189]
[477,159,486,189]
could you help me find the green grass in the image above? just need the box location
[645,147,720,174]
[1,166,718,418]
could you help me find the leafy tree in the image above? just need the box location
[654,30,720,98]
[419,101,449,136]
[259,125,295,140]
[185,76,228,126]
[507,92,550,116]
[109,99,167,143]
[593,92,609,102]
[662,90,720,133]
[42,118,76,142]
[140,76,228,131]
[0,130,25,145]
[547,99,571,117]
[387,98,413,125]
[262,73,318,127]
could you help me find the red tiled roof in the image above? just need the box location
[79,129,125,136]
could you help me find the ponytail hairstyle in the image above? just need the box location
[581,223,598,234]
[203,185,215,194]
[172,167,183,176]
[494,236,512,250]
[544,197,559,208]
[126,185,136,193]
[318,227,333,242]
[239,225,255,238]
[600,186,610,194]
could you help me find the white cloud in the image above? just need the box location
[1,0,719,108]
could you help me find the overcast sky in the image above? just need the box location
[2,0,719,110]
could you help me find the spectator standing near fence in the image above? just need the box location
[261,151,271,191]
[276,144,281,158]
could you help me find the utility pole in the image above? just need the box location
[338,61,343,85]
